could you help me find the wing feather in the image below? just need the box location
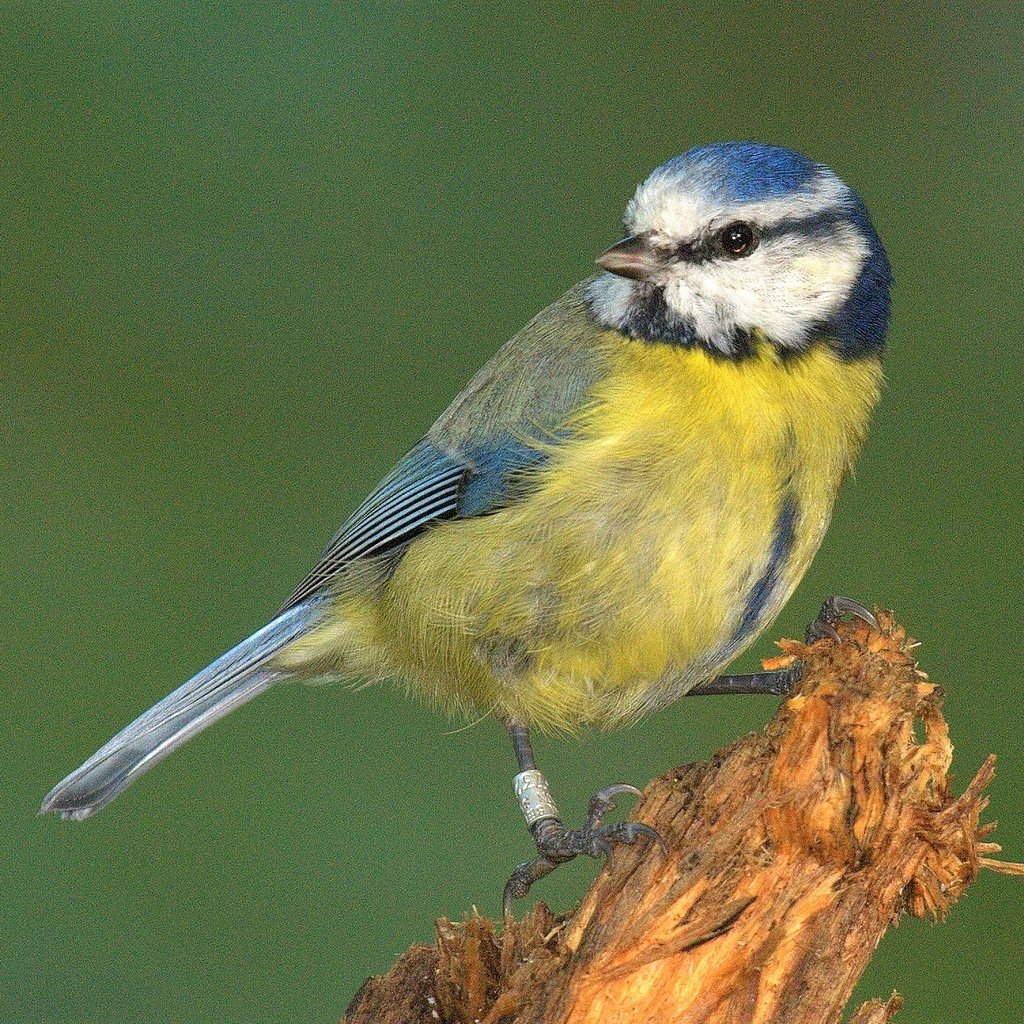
[283,280,608,610]
[283,440,466,609]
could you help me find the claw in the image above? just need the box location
[586,783,643,830]
[594,783,644,802]
[806,595,878,644]
[829,597,879,632]
[808,619,842,644]
[502,855,560,920]
[630,822,669,856]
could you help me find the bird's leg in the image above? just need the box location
[688,665,802,696]
[690,597,879,697]
[502,723,664,918]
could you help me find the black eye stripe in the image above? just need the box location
[672,239,710,263]
[661,207,848,265]
[760,208,847,241]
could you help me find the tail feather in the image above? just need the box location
[41,602,318,820]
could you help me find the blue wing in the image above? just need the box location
[282,435,548,609]
[283,279,607,611]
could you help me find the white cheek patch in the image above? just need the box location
[790,251,864,298]
[589,273,640,335]
[661,225,869,352]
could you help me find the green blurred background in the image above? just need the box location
[4,4,1022,1021]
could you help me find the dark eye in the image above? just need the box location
[717,221,757,257]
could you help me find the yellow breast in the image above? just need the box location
[286,335,882,733]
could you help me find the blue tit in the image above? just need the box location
[43,142,891,909]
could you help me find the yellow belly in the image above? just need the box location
[281,335,882,732]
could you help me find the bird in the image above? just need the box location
[42,141,891,913]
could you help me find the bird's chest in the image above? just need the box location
[525,339,881,675]
[562,341,858,552]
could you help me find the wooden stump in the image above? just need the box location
[344,613,1019,1023]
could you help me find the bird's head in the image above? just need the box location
[588,142,891,358]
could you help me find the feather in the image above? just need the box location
[40,602,319,820]
[283,441,467,609]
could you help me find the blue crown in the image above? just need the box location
[654,142,825,203]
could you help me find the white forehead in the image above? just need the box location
[625,167,854,239]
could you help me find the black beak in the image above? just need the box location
[595,233,664,281]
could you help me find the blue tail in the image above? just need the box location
[41,603,319,820]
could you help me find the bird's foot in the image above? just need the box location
[502,783,665,918]
[806,595,879,644]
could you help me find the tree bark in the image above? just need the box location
[344,612,1020,1024]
